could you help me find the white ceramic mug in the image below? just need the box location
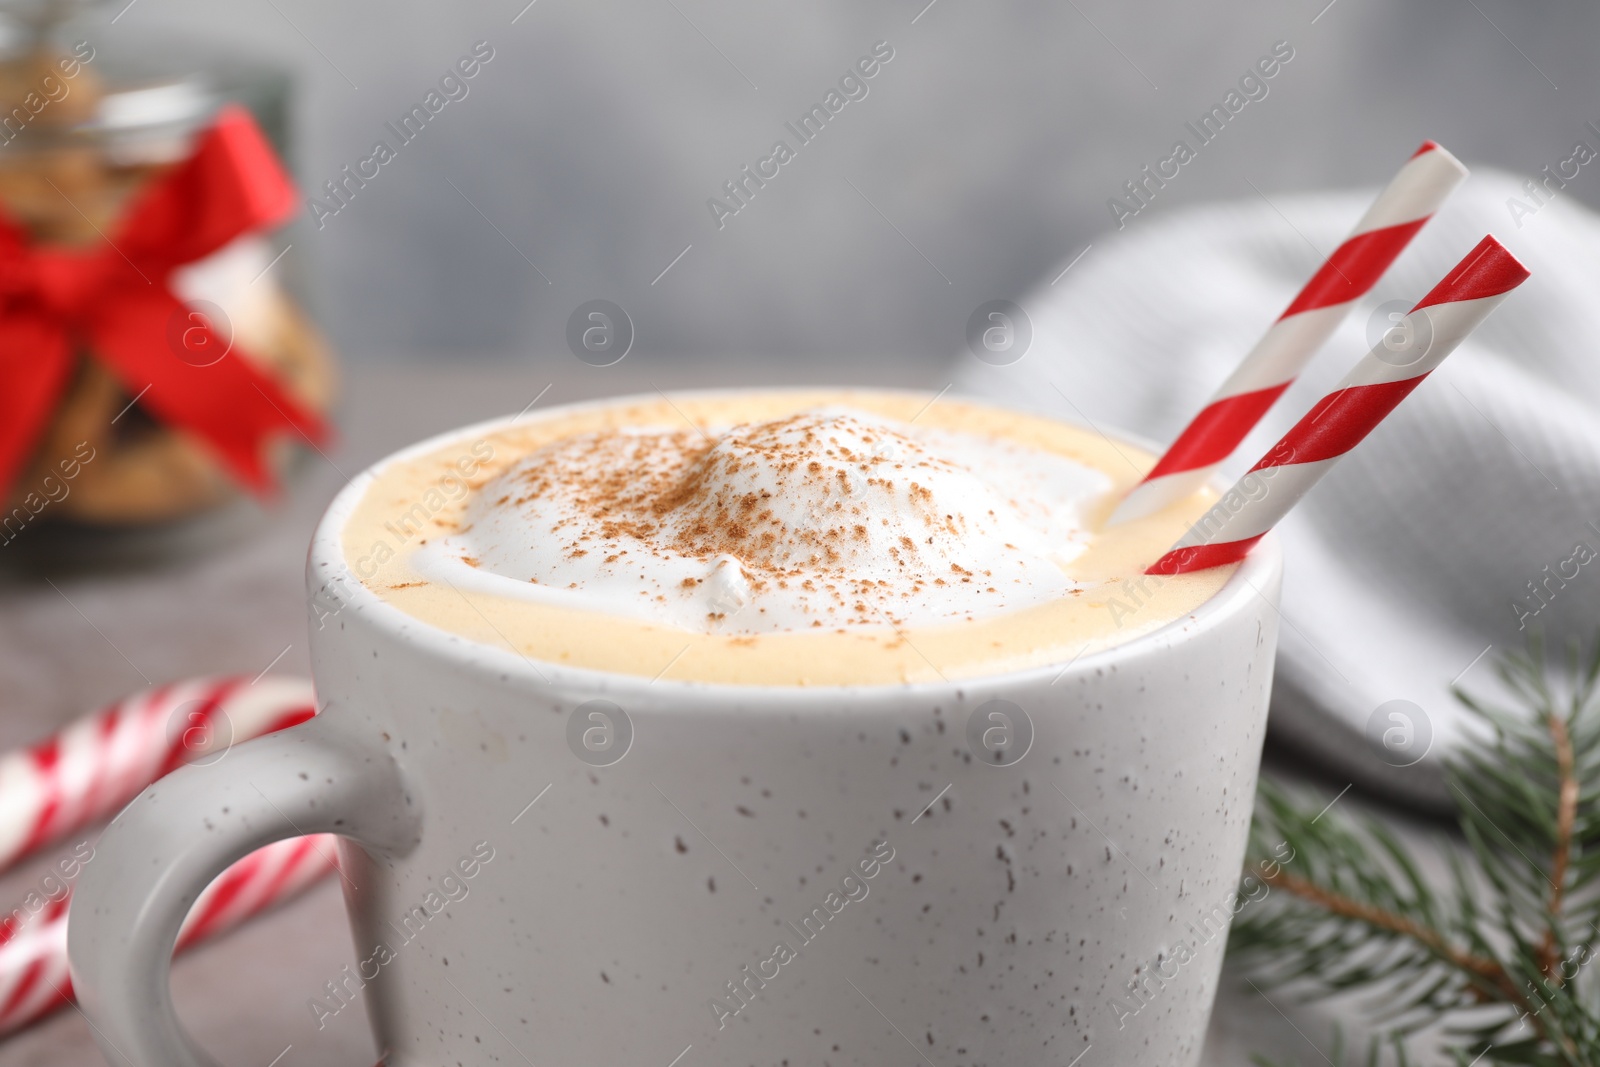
[69,404,1282,1067]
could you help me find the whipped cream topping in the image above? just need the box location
[415,407,1111,634]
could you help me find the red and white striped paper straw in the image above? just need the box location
[1146,235,1529,576]
[0,834,335,1035]
[1110,141,1469,525]
[0,675,316,871]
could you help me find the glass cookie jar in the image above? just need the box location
[0,11,335,564]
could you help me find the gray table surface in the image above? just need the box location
[0,359,1447,1067]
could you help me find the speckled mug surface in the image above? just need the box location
[69,408,1282,1067]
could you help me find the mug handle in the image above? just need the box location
[67,712,419,1067]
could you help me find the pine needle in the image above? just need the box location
[1231,635,1600,1066]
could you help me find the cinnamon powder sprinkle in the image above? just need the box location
[504,412,996,627]
[458,408,1090,633]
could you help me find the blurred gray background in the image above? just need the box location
[80,0,1600,366]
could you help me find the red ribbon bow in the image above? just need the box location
[0,104,330,501]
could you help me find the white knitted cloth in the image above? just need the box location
[953,171,1600,809]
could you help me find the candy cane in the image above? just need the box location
[0,675,315,871]
[0,835,335,1035]
[0,675,328,1036]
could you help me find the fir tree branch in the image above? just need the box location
[1231,635,1600,1065]
[1251,863,1502,986]
[1251,1025,1415,1067]
[1543,706,1579,979]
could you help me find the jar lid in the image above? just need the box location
[83,67,216,164]
[0,0,224,162]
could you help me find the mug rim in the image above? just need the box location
[307,386,1282,697]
